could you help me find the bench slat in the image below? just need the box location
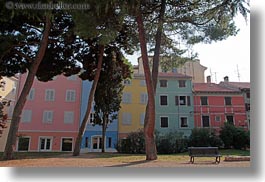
[188,147,221,164]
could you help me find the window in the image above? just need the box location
[179,96,186,105]
[225,96,232,105]
[45,89,55,101]
[85,137,89,148]
[108,137,112,148]
[180,117,188,127]
[90,113,95,123]
[61,138,73,151]
[245,103,250,111]
[140,80,146,86]
[18,137,30,151]
[140,113,145,125]
[179,80,186,88]
[226,115,234,125]
[122,113,132,125]
[66,90,76,102]
[27,88,35,100]
[200,96,208,105]
[246,92,250,99]
[43,111,53,123]
[202,116,210,127]
[39,137,52,151]
[140,93,148,104]
[160,117,168,128]
[159,80,167,87]
[124,79,131,85]
[215,116,221,122]
[122,93,132,104]
[21,110,32,123]
[64,111,74,124]
[160,95,168,106]
[175,96,191,106]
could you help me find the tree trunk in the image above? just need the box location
[73,45,104,156]
[101,113,108,153]
[2,16,51,160]
[136,12,157,161]
[143,0,166,130]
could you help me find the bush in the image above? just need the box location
[219,122,250,149]
[116,129,145,154]
[156,130,188,154]
[219,123,236,148]
[189,128,223,148]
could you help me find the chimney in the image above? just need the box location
[224,76,229,82]
[206,76,211,83]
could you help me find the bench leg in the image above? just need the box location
[216,156,221,164]
[190,157,194,164]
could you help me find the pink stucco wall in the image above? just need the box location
[17,74,81,151]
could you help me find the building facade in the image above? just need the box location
[118,74,147,139]
[155,73,194,137]
[80,81,118,153]
[193,81,248,133]
[16,74,81,152]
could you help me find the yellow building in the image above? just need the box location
[118,74,147,139]
[0,76,18,151]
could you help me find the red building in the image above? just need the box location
[193,80,248,133]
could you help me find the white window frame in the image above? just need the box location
[160,116,169,128]
[61,137,73,152]
[140,112,145,125]
[65,90,76,102]
[21,110,32,123]
[43,110,53,123]
[64,111,74,124]
[122,92,132,104]
[38,136,53,151]
[178,80,186,88]
[17,136,31,151]
[27,88,35,100]
[160,95,168,106]
[140,93,148,104]
[122,112,132,125]
[180,116,189,128]
[159,80,167,88]
[140,80,146,86]
[45,89,55,101]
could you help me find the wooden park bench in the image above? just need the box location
[188,147,222,164]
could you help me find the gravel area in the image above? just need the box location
[0,153,250,167]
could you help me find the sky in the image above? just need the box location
[125,14,250,83]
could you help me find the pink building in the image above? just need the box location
[16,74,81,152]
[193,81,248,133]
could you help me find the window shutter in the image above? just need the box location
[187,96,191,106]
[175,96,179,105]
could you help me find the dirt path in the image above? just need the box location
[0,153,250,167]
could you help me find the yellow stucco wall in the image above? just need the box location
[118,75,147,138]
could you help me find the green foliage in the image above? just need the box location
[219,123,250,149]
[116,129,145,154]
[189,128,223,148]
[156,130,188,154]
[91,46,132,127]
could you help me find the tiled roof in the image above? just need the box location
[193,83,240,93]
[158,72,192,79]
[134,72,192,79]
[219,81,250,89]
